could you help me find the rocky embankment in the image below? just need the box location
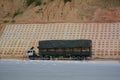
[0,0,120,24]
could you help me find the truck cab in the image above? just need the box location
[27,49,40,60]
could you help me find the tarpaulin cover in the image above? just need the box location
[39,40,92,49]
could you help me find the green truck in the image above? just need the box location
[38,39,92,60]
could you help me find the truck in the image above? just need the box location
[37,39,92,60]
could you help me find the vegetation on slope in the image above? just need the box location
[0,0,120,23]
[26,0,42,6]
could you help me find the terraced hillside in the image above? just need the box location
[0,23,120,59]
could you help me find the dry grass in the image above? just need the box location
[76,0,120,20]
[0,0,120,23]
